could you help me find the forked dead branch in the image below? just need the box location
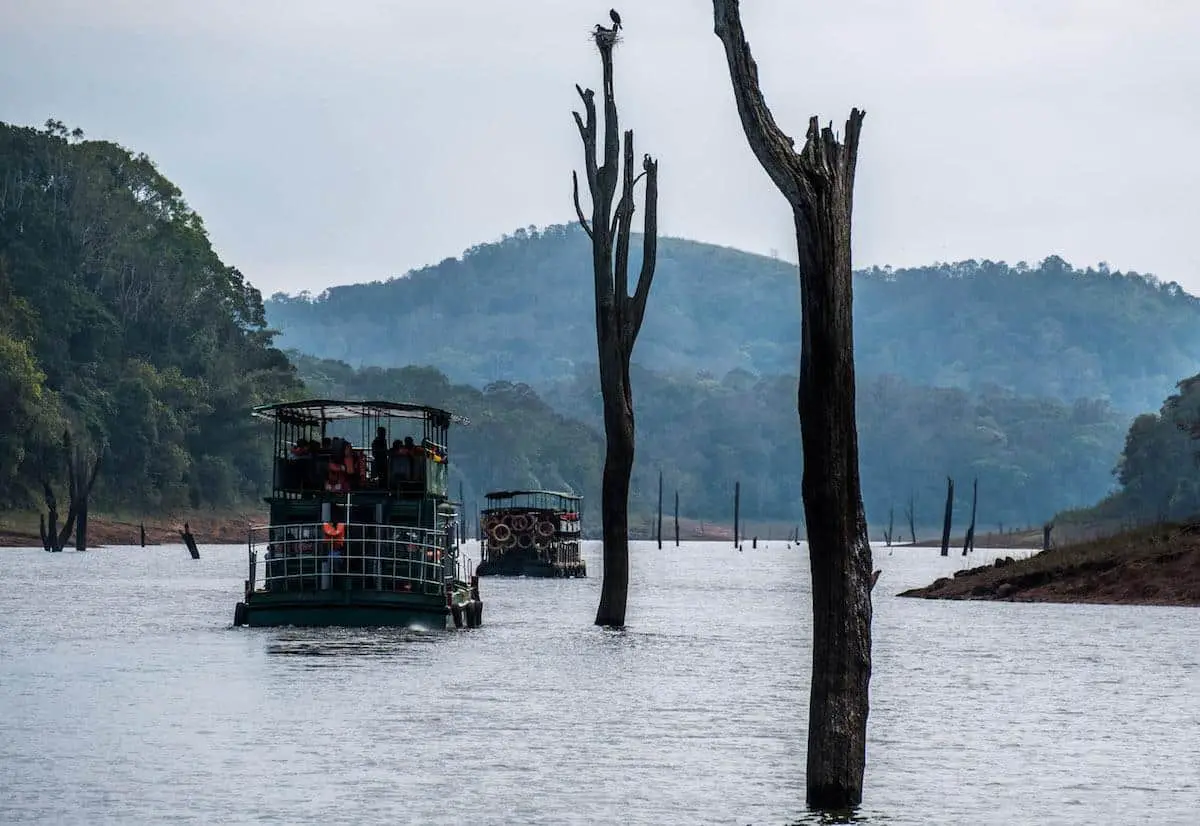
[571,17,658,627]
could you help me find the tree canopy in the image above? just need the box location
[1086,373,1200,524]
[291,356,1128,532]
[0,119,301,510]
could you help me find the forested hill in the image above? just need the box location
[265,224,1200,413]
[0,120,301,509]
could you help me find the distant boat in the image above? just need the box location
[231,399,482,629]
[476,489,586,578]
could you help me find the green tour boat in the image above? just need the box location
[232,399,483,629]
[476,489,586,578]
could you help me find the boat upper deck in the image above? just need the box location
[482,489,583,515]
[255,399,469,502]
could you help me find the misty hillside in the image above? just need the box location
[265,223,1200,413]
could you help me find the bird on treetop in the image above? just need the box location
[609,9,622,30]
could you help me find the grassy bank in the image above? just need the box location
[898,522,1200,606]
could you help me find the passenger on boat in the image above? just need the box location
[371,427,389,484]
[290,440,309,457]
[389,437,415,484]
[325,442,356,492]
[355,445,368,489]
[343,443,362,490]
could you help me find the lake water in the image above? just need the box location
[0,540,1196,825]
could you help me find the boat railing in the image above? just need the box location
[247,522,468,595]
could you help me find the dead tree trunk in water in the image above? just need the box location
[940,477,954,557]
[180,521,200,559]
[656,469,663,549]
[905,492,917,545]
[733,480,740,548]
[714,1,873,808]
[571,20,659,627]
[884,506,894,547]
[962,478,978,556]
[674,490,680,547]
[39,481,62,552]
[70,439,102,552]
[38,430,102,552]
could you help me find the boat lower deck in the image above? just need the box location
[236,525,484,629]
[240,588,467,628]
[476,557,587,578]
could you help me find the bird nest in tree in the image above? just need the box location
[591,26,621,48]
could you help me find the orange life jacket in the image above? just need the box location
[323,522,345,549]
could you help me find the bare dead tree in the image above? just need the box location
[905,491,917,545]
[962,477,978,556]
[940,476,954,557]
[733,479,741,548]
[713,0,873,808]
[656,469,663,550]
[39,480,65,552]
[37,430,102,552]
[674,489,680,547]
[571,20,659,627]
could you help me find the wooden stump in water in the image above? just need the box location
[179,522,200,559]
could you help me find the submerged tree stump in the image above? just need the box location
[962,478,978,556]
[180,521,200,559]
[940,476,955,557]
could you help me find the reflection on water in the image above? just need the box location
[262,626,444,660]
[1,540,1197,826]
[789,811,880,825]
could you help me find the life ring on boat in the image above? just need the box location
[511,513,530,532]
[516,532,533,549]
[489,521,511,544]
[323,522,345,549]
[536,519,555,538]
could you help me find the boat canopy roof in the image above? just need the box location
[253,399,469,427]
[485,489,582,501]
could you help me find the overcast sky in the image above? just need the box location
[3,0,1198,297]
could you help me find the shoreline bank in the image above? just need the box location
[898,522,1200,606]
[0,511,263,548]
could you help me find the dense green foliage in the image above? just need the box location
[291,355,1128,531]
[552,365,1127,531]
[265,224,1200,413]
[1084,373,1200,523]
[0,120,300,510]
